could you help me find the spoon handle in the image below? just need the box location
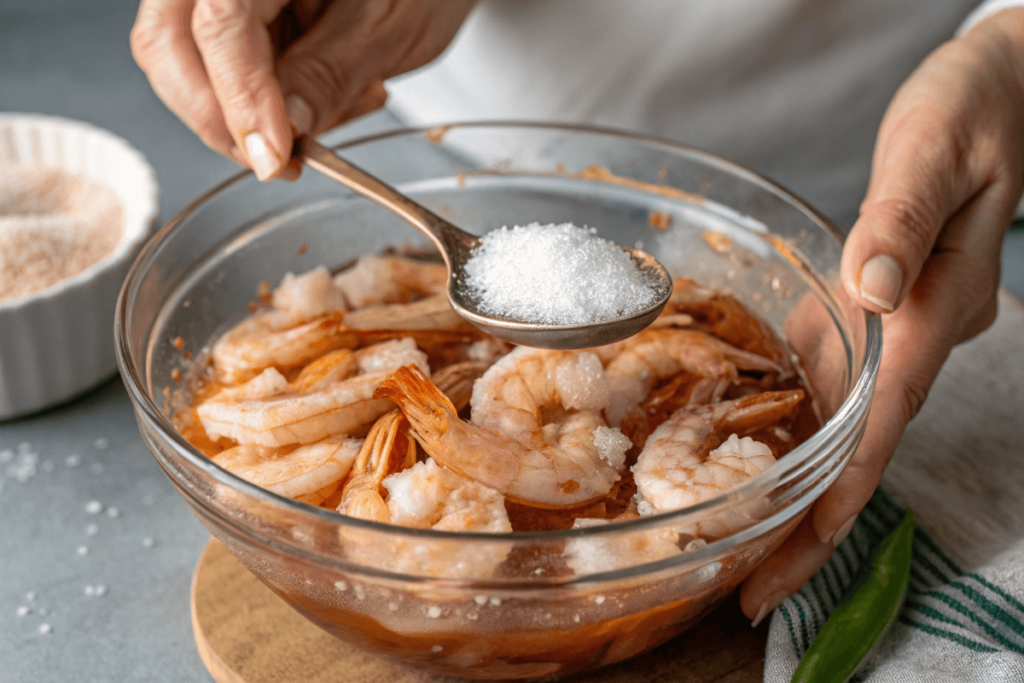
[295,136,478,263]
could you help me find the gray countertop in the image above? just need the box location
[2,2,1023,681]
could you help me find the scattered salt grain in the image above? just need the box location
[37,623,51,635]
[684,538,707,553]
[84,585,94,596]
[16,606,29,617]
[85,523,98,537]
[84,501,102,514]
[388,601,399,612]
[463,222,660,325]
[95,585,106,597]
[84,584,106,597]
[25,591,35,602]
[474,595,488,606]
[77,546,88,556]
[431,645,443,653]
[65,454,81,468]
[142,537,154,548]
[488,597,501,607]
[594,595,605,605]
[93,438,108,450]
[334,581,347,591]
[106,507,120,519]
[7,452,38,481]
[573,614,581,623]
[427,606,442,618]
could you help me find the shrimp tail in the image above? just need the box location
[375,365,458,439]
[717,389,804,432]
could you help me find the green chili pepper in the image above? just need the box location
[791,509,915,683]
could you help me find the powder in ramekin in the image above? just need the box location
[0,165,124,304]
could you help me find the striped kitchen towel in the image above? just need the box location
[764,488,1024,682]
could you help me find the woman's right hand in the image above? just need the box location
[131,0,476,180]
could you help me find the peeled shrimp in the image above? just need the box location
[340,457,512,580]
[198,338,429,447]
[212,264,454,384]
[212,436,362,501]
[432,360,490,413]
[664,277,795,376]
[382,457,511,533]
[377,350,630,509]
[602,328,783,427]
[271,266,347,319]
[211,311,357,384]
[633,390,804,515]
[564,513,681,576]
[333,255,446,308]
[337,411,416,522]
[343,293,474,333]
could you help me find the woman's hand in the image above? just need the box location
[131,0,475,179]
[741,8,1024,624]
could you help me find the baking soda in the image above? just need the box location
[463,223,659,324]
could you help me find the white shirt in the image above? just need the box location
[387,0,1015,226]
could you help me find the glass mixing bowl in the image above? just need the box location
[116,123,880,680]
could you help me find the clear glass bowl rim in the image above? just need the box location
[115,120,882,546]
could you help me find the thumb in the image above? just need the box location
[841,114,975,313]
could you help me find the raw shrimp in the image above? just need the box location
[432,360,490,413]
[340,457,512,579]
[271,266,347,319]
[564,512,681,576]
[633,390,804,515]
[665,277,795,375]
[342,293,475,333]
[333,255,446,308]
[197,339,429,447]
[211,311,357,384]
[382,457,511,533]
[377,350,631,509]
[211,436,362,502]
[213,265,456,384]
[337,411,416,522]
[602,328,783,427]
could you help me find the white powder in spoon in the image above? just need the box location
[0,165,124,304]
[463,222,658,325]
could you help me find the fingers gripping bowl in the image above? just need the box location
[116,124,880,679]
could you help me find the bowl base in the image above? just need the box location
[190,538,767,682]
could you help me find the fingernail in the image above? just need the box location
[830,514,858,547]
[285,95,314,135]
[858,254,902,312]
[751,590,789,628]
[244,132,281,181]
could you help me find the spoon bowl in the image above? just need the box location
[296,135,672,348]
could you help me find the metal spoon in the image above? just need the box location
[296,135,672,349]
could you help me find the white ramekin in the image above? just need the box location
[0,113,159,419]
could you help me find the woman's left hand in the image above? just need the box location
[740,8,1024,624]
